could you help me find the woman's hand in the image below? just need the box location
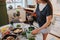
[31,28,40,35]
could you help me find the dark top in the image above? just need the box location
[36,4,52,27]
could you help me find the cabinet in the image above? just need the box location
[0,1,9,26]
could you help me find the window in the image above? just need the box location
[27,0,36,5]
[6,0,23,9]
[6,0,36,9]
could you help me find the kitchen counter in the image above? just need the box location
[24,7,35,11]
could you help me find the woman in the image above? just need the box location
[32,0,53,40]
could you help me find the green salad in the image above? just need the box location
[28,37,35,40]
[29,27,35,31]
[16,24,21,28]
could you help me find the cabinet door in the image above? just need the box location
[0,1,9,26]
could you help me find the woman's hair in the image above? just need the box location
[42,0,53,14]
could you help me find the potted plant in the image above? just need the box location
[21,31,26,37]
[28,27,35,31]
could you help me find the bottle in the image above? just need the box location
[10,21,14,28]
[26,29,31,39]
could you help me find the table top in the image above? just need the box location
[0,23,60,40]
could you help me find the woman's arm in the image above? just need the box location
[39,15,52,30]
[31,15,52,35]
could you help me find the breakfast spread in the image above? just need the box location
[6,36,15,40]
[14,29,22,33]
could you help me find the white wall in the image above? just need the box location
[26,0,60,14]
[51,0,60,14]
[27,0,60,14]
